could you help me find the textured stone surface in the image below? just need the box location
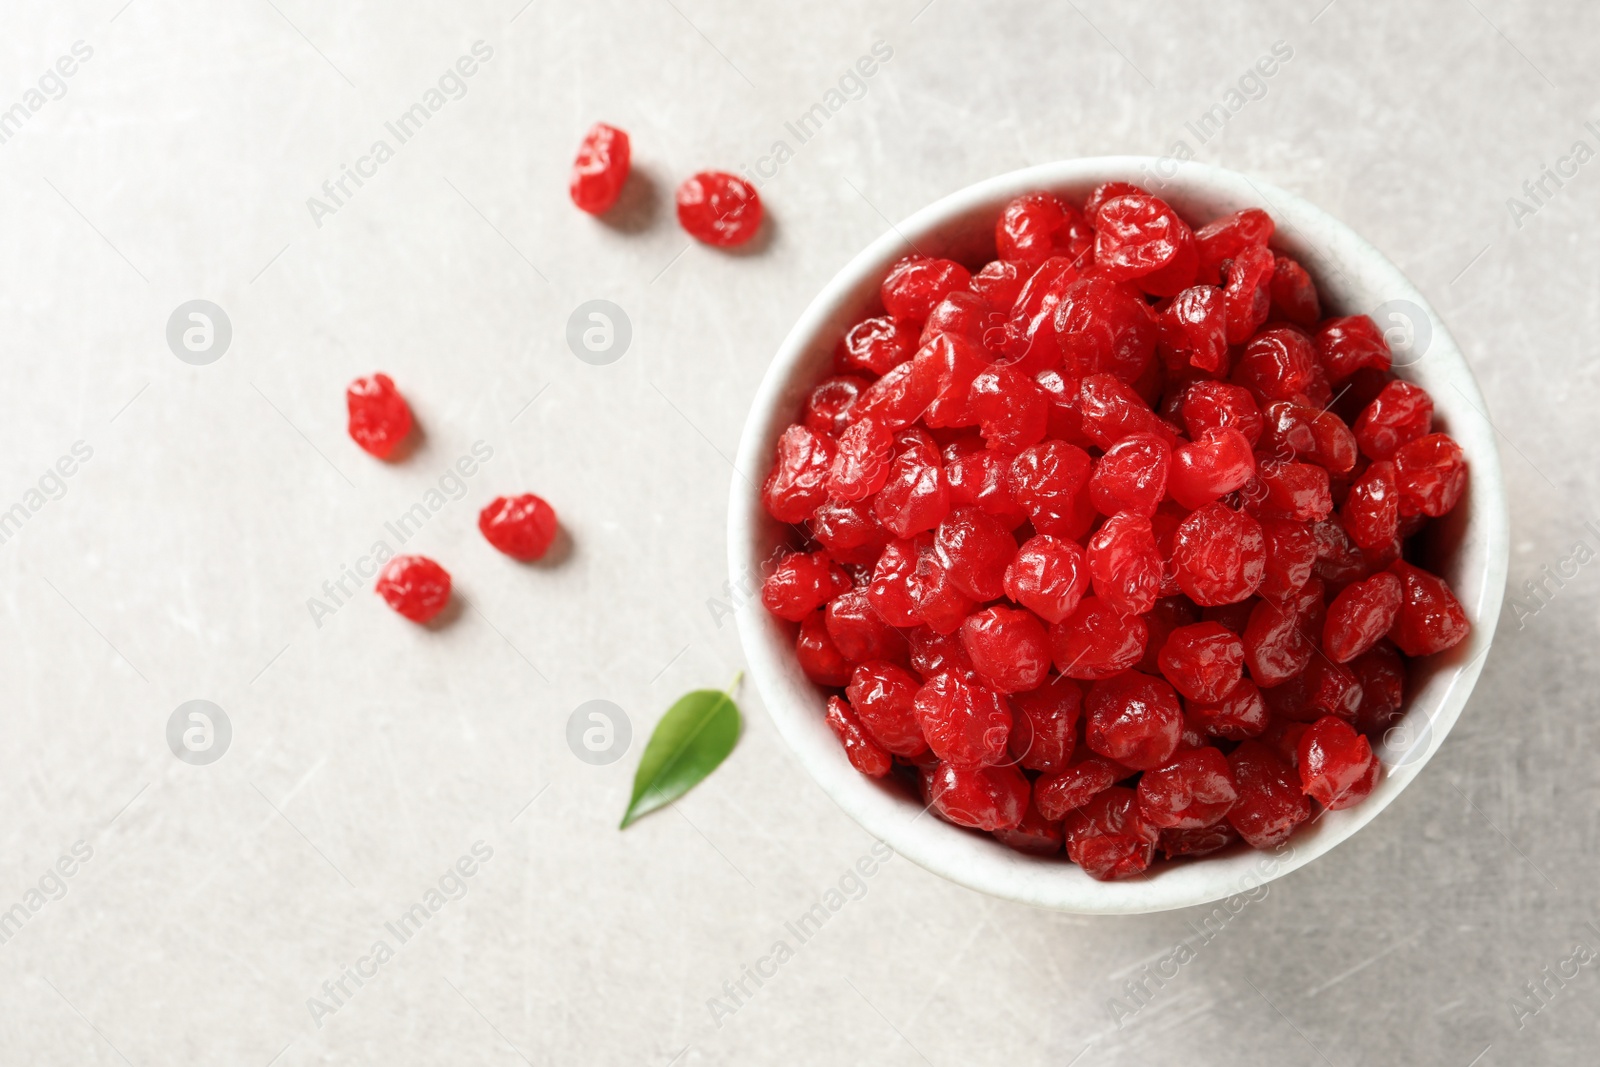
[0,1,1593,1063]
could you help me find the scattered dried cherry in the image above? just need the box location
[478,494,559,561]
[569,122,630,215]
[347,374,413,459]
[376,555,451,623]
[676,171,762,246]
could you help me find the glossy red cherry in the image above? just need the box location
[1050,597,1147,680]
[1035,755,1124,820]
[347,373,413,459]
[996,191,1093,268]
[1085,672,1183,771]
[1171,502,1266,606]
[914,671,1013,767]
[1185,678,1269,740]
[676,171,762,246]
[827,415,894,501]
[944,446,1028,530]
[1269,254,1320,326]
[882,256,972,323]
[826,696,892,778]
[908,535,977,634]
[478,494,559,561]
[1220,245,1275,344]
[761,424,834,523]
[1392,433,1467,518]
[1353,380,1433,460]
[1008,674,1082,773]
[1233,327,1317,403]
[1181,381,1264,446]
[1389,560,1470,656]
[1242,592,1317,688]
[1003,535,1089,624]
[1086,512,1163,616]
[759,550,851,622]
[375,555,451,623]
[1157,285,1229,376]
[960,605,1051,694]
[1257,518,1319,603]
[1169,428,1256,510]
[1077,374,1174,450]
[810,497,889,566]
[846,660,929,757]
[1094,194,1199,297]
[994,798,1066,855]
[1341,461,1400,550]
[569,122,630,214]
[1260,401,1358,474]
[1226,741,1310,849]
[1315,315,1391,381]
[1324,571,1404,662]
[1298,715,1379,810]
[803,376,870,436]
[1065,787,1159,880]
[926,761,1030,831]
[1158,622,1245,703]
[969,365,1050,453]
[873,449,950,539]
[1010,441,1093,537]
[837,316,918,377]
[1089,433,1170,517]
[796,610,852,687]
[1194,207,1273,285]
[1136,747,1238,829]
[907,625,980,684]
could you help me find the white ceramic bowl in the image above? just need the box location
[729,157,1508,914]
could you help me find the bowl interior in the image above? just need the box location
[731,157,1508,914]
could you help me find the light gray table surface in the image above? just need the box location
[0,1,1594,1063]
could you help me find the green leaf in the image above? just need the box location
[619,674,743,829]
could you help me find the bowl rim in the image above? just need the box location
[729,156,1509,914]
